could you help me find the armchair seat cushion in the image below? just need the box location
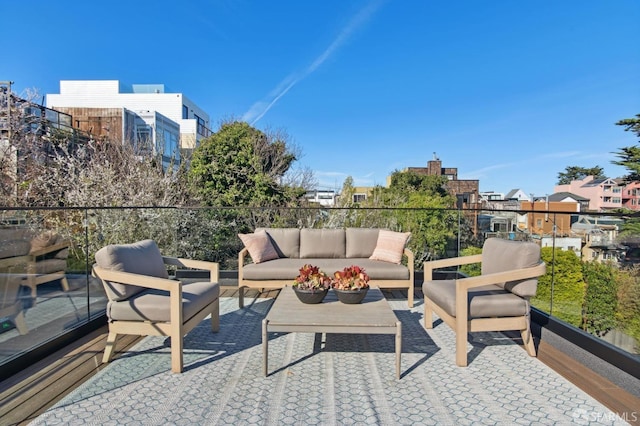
[106,280,220,323]
[423,281,529,319]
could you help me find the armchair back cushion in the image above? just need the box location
[255,228,300,258]
[300,228,345,258]
[95,239,169,302]
[480,238,541,297]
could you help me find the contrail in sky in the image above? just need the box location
[242,1,384,125]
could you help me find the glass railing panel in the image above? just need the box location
[1,205,638,371]
[0,207,107,366]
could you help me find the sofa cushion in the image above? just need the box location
[300,229,345,258]
[481,238,540,297]
[106,280,220,322]
[346,228,380,258]
[256,228,300,258]
[239,230,279,263]
[423,281,530,318]
[242,258,409,281]
[95,239,168,302]
[369,230,411,264]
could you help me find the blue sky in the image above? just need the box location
[3,0,639,197]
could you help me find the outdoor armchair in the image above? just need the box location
[422,238,546,366]
[93,239,220,373]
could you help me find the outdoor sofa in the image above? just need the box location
[238,227,414,308]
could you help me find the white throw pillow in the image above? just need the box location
[239,230,279,264]
[369,230,411,264]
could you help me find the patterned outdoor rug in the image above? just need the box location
[31,297,626,425]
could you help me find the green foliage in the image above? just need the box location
[368,171,457,265]
[186,121,307,266]
[557,166,605,185]
[582,261,618,336]
[187,121,303,209]
[612,114,640,182]
[459,246,482,277]
[532,247,585,327]
[615,267,640,351]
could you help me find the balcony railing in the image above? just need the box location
[0,205,638,380]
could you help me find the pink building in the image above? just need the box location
[554,176,623,212]
[621,181,640,211]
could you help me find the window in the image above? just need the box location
[182,105,188,119]
[136,125,153,154]
[493,222,507,232]
[353,194,367,203]
[194,114,206,136]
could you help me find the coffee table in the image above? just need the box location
[262,285,402,379]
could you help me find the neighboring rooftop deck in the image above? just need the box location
[0,286,640,424]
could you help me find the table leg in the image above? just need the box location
[395,321,402,379]
[262,319,268,376]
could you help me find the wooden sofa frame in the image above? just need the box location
[238,247,414,308]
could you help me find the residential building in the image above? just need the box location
[518,199,580,236]
[304,189,336,206]
[621,180,640,211]
[46,80,211,155]
[48,106,181,171]
[554,176,623,211]
[541,236,582,257]
[402,153,479,208]
[504,189,529,201]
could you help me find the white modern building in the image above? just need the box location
[305,190,337,207]
[46,80,211,153]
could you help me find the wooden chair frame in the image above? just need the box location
[0,255,31,335]
[25,240,71,298]
[424,254,546,366]
[93,256,220,373]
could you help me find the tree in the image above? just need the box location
[615,267,640,351]
[187,121,306,209]
[611,114,640,183]
[557,166,605,185]
[532,247,585,327]
[366,171,457,265]
[186,121,310,264]
[582,261,617,336]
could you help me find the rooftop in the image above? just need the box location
[3,289,638,425]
